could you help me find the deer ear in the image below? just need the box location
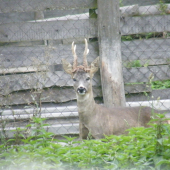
[62,59,73,75]
[90,57,99,77]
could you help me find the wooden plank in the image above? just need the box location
[120,15,170,35]
[124,65,170,83]
[0,65,48,74]
[120,4,170,17]
[122,0,159,6]
[0,0,97,13]
[139,4,170,16]
[44,9,89,20]
[98,0,126,107]
[122,39,170,53]
[2,4,170,25]
[1,111,79,126]
[0,19,97,42]
[0,42,99,69]
[1,15,170,42]
[125,84,151,93]
[126,99,170,111]
[120,5,139,17]
[1,124,79,138]
[0,9,89,24]
[0,12,34,24]
[122,39,170,61]
[0,71,101,95]
[0,39,170,70]
[1,106,78,116]
[0,40,45,46]
[2,118,79,133]
[0,15,169,43]
[0,86,102,106]
[0,64,169,95]
[123,59,170,67]
[126,88,170,102]
[0,83,152,105]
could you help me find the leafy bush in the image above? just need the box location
[0,114,170,170]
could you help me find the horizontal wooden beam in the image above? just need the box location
[0,86,102,105]
[120,15,170,35]
[0,0,97,13]
[0,83,152,105]
[122,39,170,54]
[0,19,97,42]
[0,63,169,95]
[126,99,170,111]
[0,9,88,24]
[126,88,170,102]
[1,106,78,116]
[124,59,170,67]
[120,4,170,17]
[1,15,170,42]
[1,3,170,24]
[0,70,101,95]
[0,42,99,69]
[124,65,170,83]
[1,124,79,138]
[1,39,170,70]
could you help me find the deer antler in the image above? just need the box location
[83,39,89,69]
[72,41,78,71]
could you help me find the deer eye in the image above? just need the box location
[86,77,90,81]
[73,78,77,81]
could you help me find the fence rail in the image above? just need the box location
[0,0,97,13]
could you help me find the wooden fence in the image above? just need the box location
[0,0,170,137]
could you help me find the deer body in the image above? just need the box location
[62,39,165,139]
[76,78,152,139]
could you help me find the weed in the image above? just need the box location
[0,114,170,170]
[158,0,168,15]
[124,60,142,68]
[151,80,170,89]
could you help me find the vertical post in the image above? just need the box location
[97,0,126,107]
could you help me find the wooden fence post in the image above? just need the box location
[97,0,126,107]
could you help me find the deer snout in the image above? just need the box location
[77,86,87,95]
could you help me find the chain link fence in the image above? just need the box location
[0,0,170,140]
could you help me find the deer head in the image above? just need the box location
[62,39,99,96]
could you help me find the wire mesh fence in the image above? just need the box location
[0,0,170,140]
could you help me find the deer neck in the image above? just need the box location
[76,88,96,117]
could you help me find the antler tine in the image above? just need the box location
[83,38,89,68]
[72,41,78,70]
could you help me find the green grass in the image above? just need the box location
[151,80,170,90]
[124,60,142,68]
[126,80,170,90]
[121,32,164,41]
[0,115,170,170]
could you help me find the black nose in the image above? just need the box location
[77,87,86,94]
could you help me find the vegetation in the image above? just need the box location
[158,0,168,15]
[124,60,142,68]
[151,80,170,89]
[0,114,170,170]
[121,32,167,41]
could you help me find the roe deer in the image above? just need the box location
[62,39,169,139]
